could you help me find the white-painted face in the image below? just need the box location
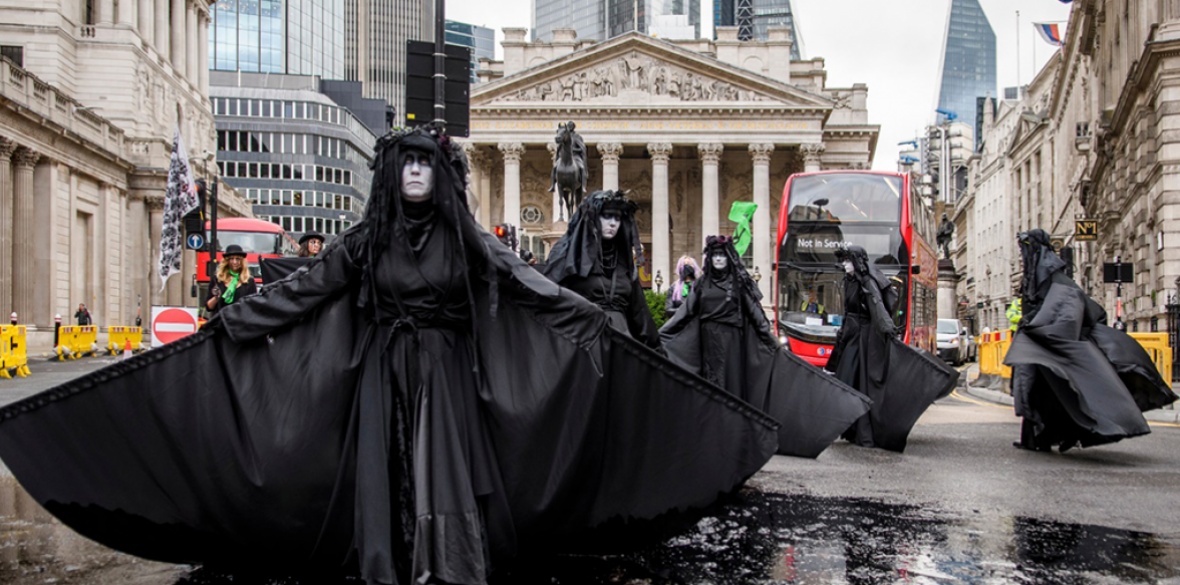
[843,260,855,274]
[401,151,433,202]
[711,253,728,271]
[600,212,621,240]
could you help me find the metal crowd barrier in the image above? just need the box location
[107,326,145,356]
[0,325,30,378]
[977,329,1173,382]
[55,325,98,360]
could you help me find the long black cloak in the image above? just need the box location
[542,191,660,348]
[825,246,957,452]
[1005,229,1176,451]
[660,238,870,458]
[0,131,778,584]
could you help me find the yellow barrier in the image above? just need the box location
[978,329,1173,382]
[978,330,1013,379]
[1129,332,1172,384]
[56,325,98,360]
[0,325,30,378]
[107,326,145,356]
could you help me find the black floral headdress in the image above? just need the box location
[543,190,645,284]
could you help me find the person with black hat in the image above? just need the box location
[542,189,662,349]
[204,244,256,315]
[297,231,324,258]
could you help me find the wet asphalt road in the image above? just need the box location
[0,358,1178,584]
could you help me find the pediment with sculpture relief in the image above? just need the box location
[474,34,832,110]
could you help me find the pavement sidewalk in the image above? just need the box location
[961,363,1180,425]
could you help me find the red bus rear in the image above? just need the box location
[196,218,297,298]
[773,170,938,367]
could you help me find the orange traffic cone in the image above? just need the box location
[123,338,133,360]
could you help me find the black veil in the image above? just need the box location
[543,190,644,283]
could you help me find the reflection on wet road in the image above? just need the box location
[1,475,1176,584]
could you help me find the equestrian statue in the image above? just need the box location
[550,121,587,221]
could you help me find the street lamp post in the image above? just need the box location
[654,270,664,294]
[935,109,957,203]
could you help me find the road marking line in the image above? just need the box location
[950,389,1010,410]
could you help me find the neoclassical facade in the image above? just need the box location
[464,27,878,299]
[1,0,249,345]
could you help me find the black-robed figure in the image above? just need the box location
[825,246,956,452]
[661,236,870,458]
[543,190,661,350]
[1006,229,1177,452]
[0,127,779,585]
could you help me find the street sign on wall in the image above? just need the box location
[150,306,199,347]
[1075,219,1098,241]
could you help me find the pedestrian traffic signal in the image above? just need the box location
[493,223,517,249]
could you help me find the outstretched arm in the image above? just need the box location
[216,234,361,343]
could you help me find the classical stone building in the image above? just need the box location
[1,0,249,345]
[465,27,878,299]
[959,0,1180,336]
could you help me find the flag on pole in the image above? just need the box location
[728,201,757,257]
[158,127,199,291]
[1034,22,1064,46]
[1058,0,1073,4]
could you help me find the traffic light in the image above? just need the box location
[184,180,208,247]
[493,223,517,249]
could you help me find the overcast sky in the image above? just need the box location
[445,0,1074,170]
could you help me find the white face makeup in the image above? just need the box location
[843,260,855,274]
[711,253,728,271]
[600,213,621,240]
[401,152,433,202]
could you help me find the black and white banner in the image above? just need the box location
[158,128,199,291]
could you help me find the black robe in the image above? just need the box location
[556,261,661,349]
[1006,269,1177,451]
[0,226,779,584]
[661,272,871,458]
[826,270,957,452]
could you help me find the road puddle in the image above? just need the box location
[0,477,1175,584]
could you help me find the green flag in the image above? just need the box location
[729,201,757,256]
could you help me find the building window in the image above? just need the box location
[0,45,24,67]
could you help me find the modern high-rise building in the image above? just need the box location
[533,0,700,42]
[209,0,346,78]
[935,0,996,145]
[713,0,801,57]
[445,20,495,83]
[346,0,434,117]
[211,71,379,243]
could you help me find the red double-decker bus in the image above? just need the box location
[774,170,938,367]
[195,217,298,301]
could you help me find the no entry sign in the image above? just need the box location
[151,306,199,347]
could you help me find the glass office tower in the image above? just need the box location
[936,0,996,141]
[534,0,700,42]
[713,0,801,59]
[209,0,345,79]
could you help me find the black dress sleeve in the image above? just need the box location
[743,291,780,350]
[216,234,362,343]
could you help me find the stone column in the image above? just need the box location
[749,143,774,299]
[1160,1,1180,40]
[147,195,166,305]
[598,142,623,191]
[138,0,153,47]
[127,192,148,323]
[498,143,524,228]
[698,143,723,243]
[154,0,169,60]
[546,141,562,222]
[185,2,198,84]
[99,0,115,24]
[648,142,672,289]
[467,147,492,229]
[118,0,137,27]
[11,148,40,325]
[0,138,15,318]
[170,0,186,73]
[198,11,209,93]
[801,143,825,173]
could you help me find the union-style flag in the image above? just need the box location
[1034,22,1064,47]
